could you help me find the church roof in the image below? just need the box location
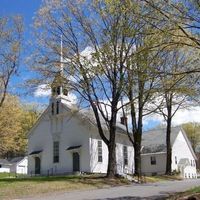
[76,107,129,135]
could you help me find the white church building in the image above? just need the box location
[28,73,135,176]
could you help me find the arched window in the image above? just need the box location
[63,88,68,96]
[56,101,59,114]
[57,86,61,95]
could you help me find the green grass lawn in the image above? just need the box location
[0,173,130,200]
[0,173,16,179]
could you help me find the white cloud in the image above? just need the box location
[144,106,200,127]
[64,92,77,105]
[171,106,200,125]
[80,46,94,59]
[34,84,78,106]
[34,84,51,97]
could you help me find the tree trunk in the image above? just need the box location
[106,113,117,178]
[134,139,141,176]
[134,112,142,176]
[107,141,116,178]
[165,116,172,175]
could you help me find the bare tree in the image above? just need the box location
[152,49,199,174]
[0,16,23,107]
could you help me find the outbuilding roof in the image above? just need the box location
[0,159,10,165]
[142,126,183,154]
[9,157,25,164]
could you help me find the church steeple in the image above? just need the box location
[51,72,68,97]
[60,35,63,73]
[51,35,68,98]
[50,36,70,115]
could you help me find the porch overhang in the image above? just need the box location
[66,145,81,151]
[29,150,43,156]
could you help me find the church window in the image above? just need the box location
[51,103,54,115]
[123,146,128,166]
[98,140,102,162]
[56,101,59,114]
[57,86,61,95]
[151,156,156,165]
[53,141,59,163]
[63,88,68,96]
[175,156,177,164]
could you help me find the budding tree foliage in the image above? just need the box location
[141,0,200,74]
[0,16,23,107]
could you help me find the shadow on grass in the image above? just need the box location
[95,195,168,200]
[0,174,129,187]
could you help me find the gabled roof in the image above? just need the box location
[61,102,129,135]
[28,107,49,138]
[28,100,129,140]
[141,126,197,160]
[141,126,181,154]
[73,107,128,135]
[9,157,25,164]
[0,159,10,165]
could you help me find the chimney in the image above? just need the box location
[120,116,127,125]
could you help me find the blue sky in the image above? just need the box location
[0,0,49,106]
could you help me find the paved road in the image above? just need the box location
[22,179,200,200]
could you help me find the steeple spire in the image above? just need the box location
[60,35,63,73]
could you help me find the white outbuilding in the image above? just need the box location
[9,157,28,174]
[0,159,11,173]
[141,127,197,178]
